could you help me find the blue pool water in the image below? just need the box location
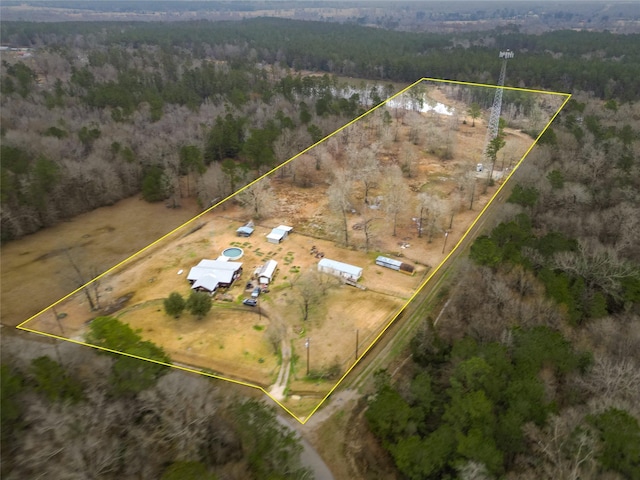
[222,247,244,260]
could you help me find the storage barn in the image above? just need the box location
[266,225,293,244]
[375,256,415,274]
[318,258,363,282]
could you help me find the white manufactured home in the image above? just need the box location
[258,259,278,285]
[317,258,363,282]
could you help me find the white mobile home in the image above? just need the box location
[318,258,363,282]
[258,259,278,285]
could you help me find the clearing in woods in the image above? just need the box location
[17,78,570,422]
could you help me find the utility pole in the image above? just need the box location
[305,337,310,376]
[355,329,359,361]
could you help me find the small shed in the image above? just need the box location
[318,258,363,282]
[376,256,415,275]
[258,259,278,285]
[236,225,254,237]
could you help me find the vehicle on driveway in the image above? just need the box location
[243,298,257,306]
[251,287,261,298]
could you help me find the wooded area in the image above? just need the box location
[366,93,640,479]
[2,16,639,480]
[1,319,311,479]
[2,19,639,241]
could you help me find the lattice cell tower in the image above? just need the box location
[484,49,514,159]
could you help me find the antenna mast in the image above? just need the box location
[484,50,514,158]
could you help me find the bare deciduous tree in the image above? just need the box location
[457,169,478,210]
[360,209,379,253]
[382,165,410,237]
[64,247,102,311]
[291,154,316,188]
[522,409,599,480]
[416,192,445,242]
[578,355,640,409]
[552,240,638,300]
[295,271,321,322]
[236,178,275,220]
[327,169,353,247]
[345,144,380,205]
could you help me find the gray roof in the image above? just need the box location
[376,256,403,268]
[197,259,242,270]
[187,266,214,282]
[187,259,242,284]
[237,226,254,235]
[192,274,219,292]
[267,229,287,240]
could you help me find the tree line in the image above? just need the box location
[3,19,639,99]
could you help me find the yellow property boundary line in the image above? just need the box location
[16,78,571,424]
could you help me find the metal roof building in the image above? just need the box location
[236,225,254,237]
[376,256,403,270]
[266,225,293,244]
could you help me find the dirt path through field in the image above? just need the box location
[269,339,292,401]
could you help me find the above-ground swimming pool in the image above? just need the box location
[221,247,244,260]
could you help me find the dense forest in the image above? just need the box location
[365,92,640,478]
[1,21,378,240]
[2,16,640,480]
[3,19,640,97]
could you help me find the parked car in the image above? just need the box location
[242,298,257,307]
[251,287,261,298]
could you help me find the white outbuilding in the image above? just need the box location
[266,225,293,244]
